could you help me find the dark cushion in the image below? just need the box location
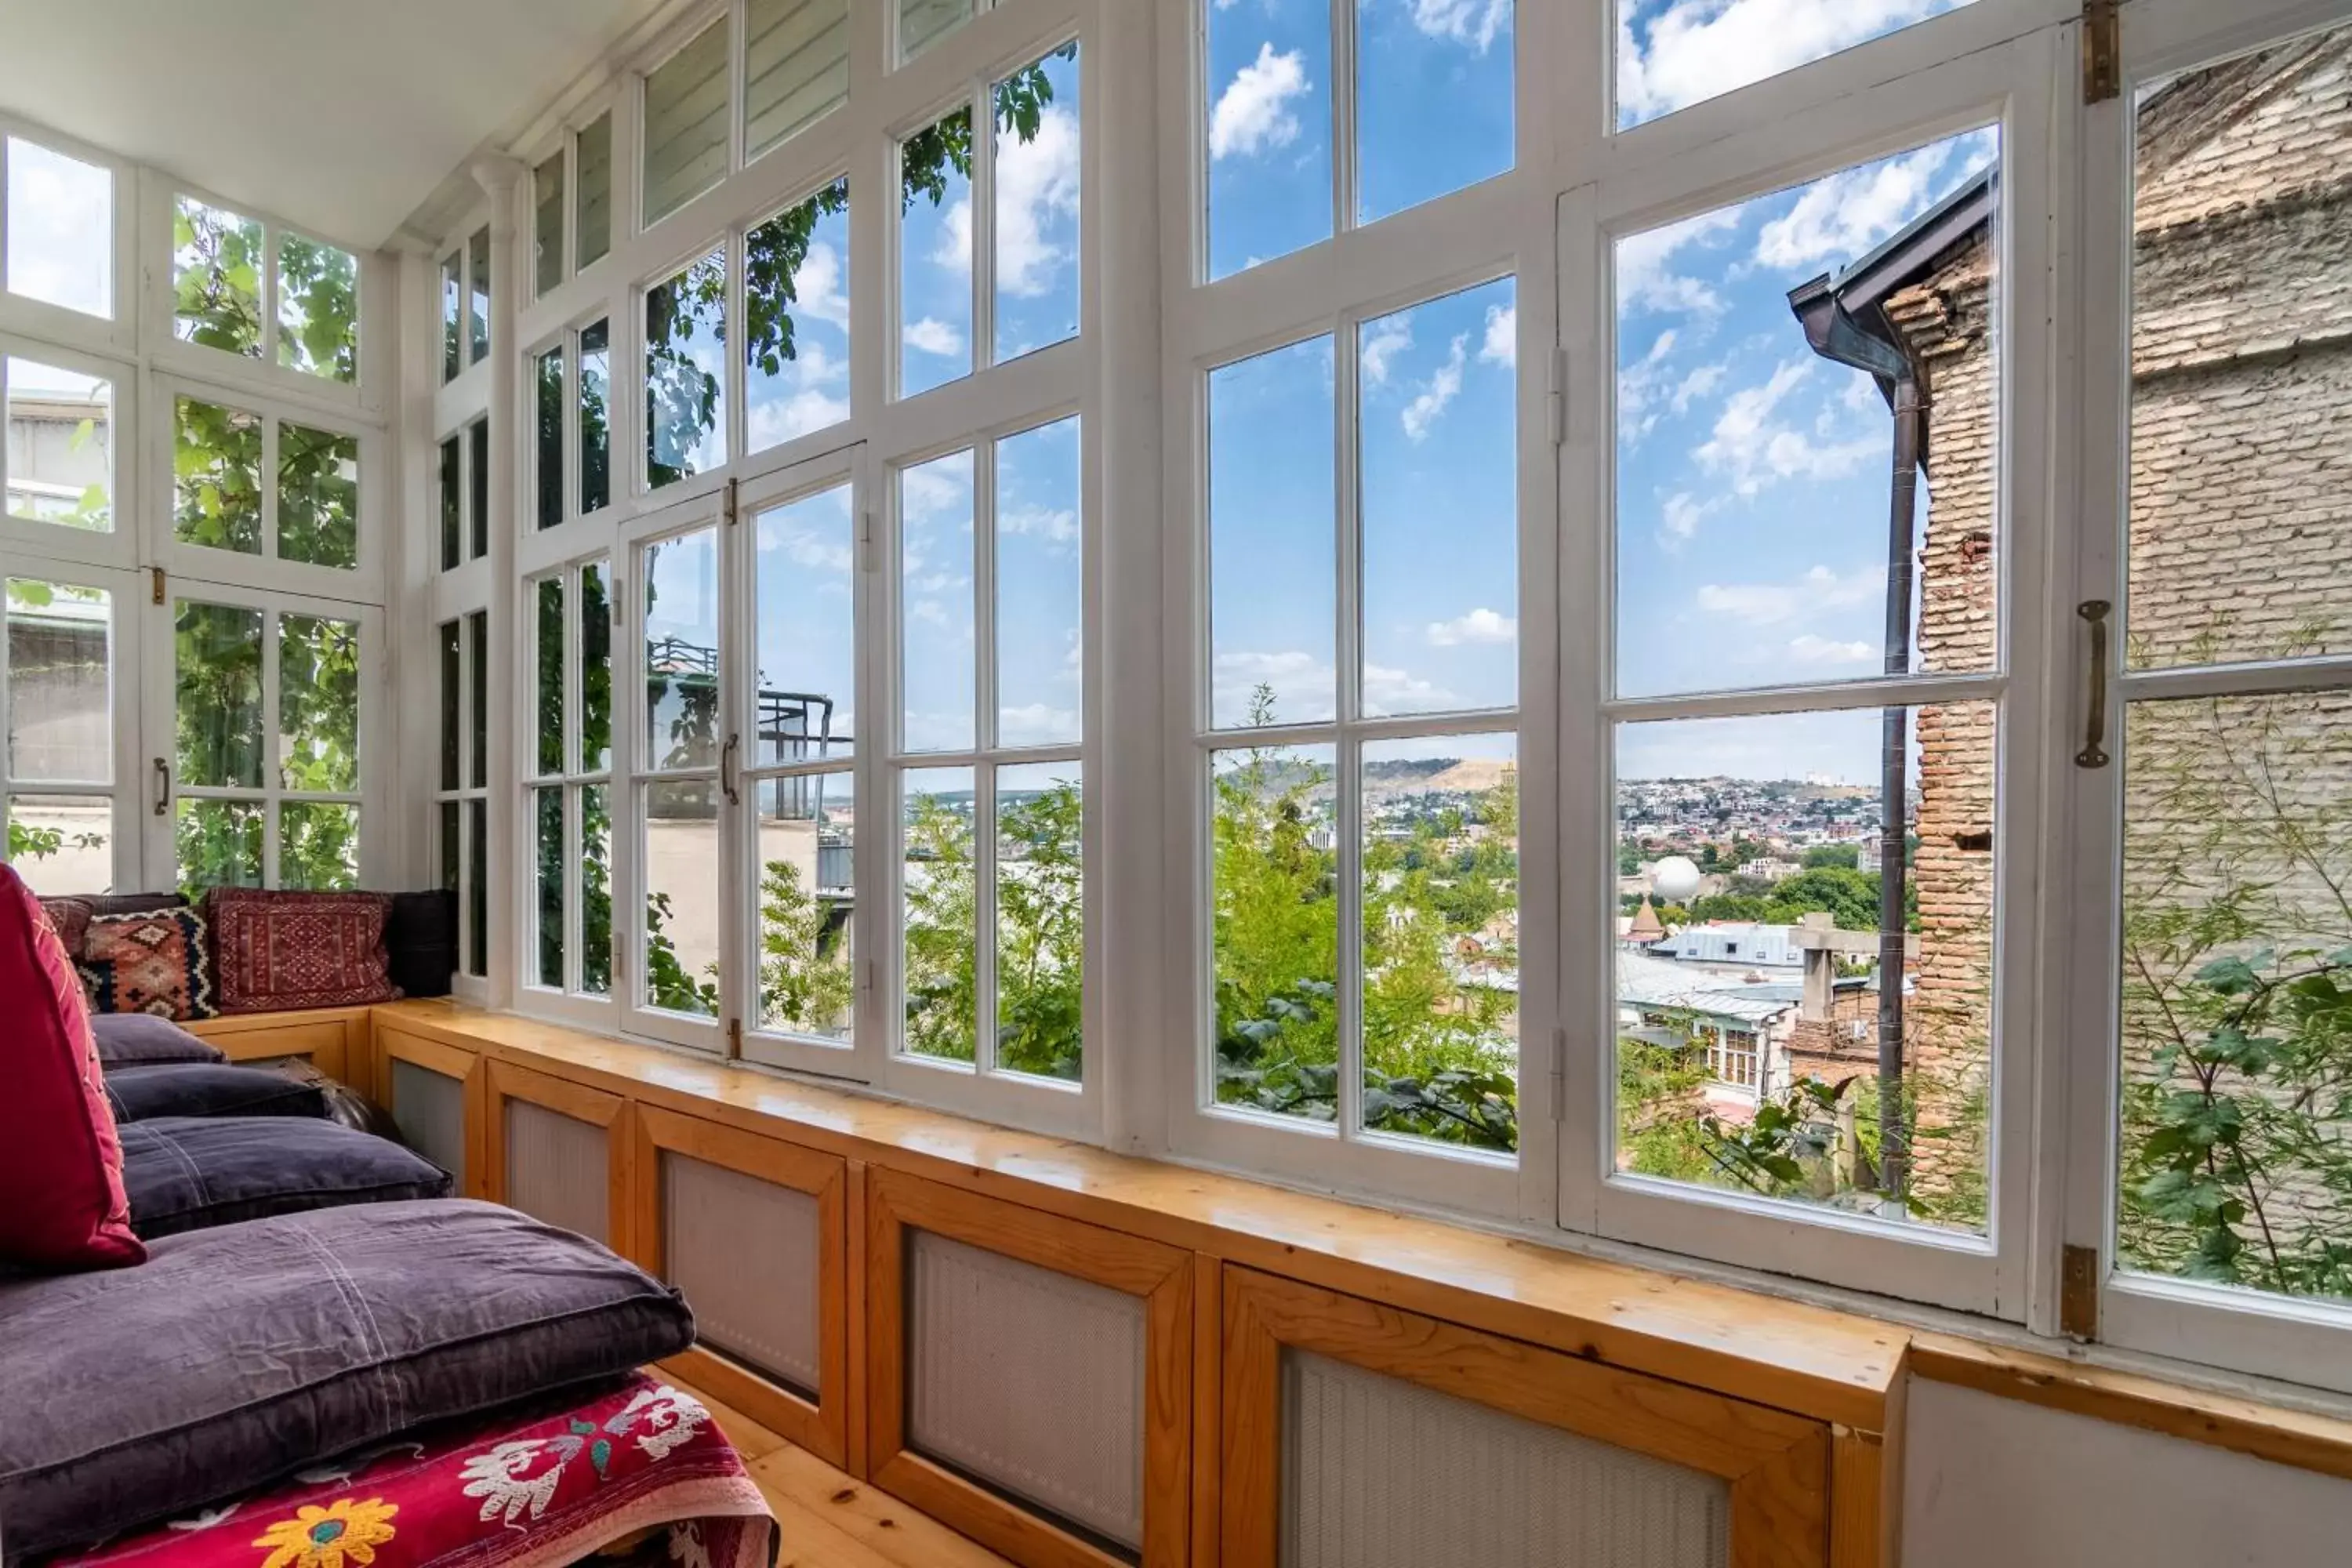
[79,891,189,916]
[0,1200,695,1557]
[90,1011,225,1066]
[38,895,94,956]
[121,1117,452,1239]
[387,887,457,998]
[103,1062,329,1123]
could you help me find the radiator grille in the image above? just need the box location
[503,1099,609,1243]
[1279,1350,1730,1568]
[388,1060,466,1189]
[905,1229,1147,1552]
[662,1152,823,1395]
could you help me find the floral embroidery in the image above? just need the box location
[252,1497,398,1568]
[459,1439,564,1527]
[617,1385,710,1461]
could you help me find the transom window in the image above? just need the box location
[2,134,112,319]
[172,194,358,384]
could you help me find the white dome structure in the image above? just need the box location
[1651,855,1702,903]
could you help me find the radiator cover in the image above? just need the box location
[503,1098,609,1243]
[661,1151,823,1396]
[389,1059,467,1189]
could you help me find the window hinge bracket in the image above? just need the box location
[1548,1026,1568,1122]
[150,565,166,605]
[2060,1243,2101,1341]
[722,477,740,527]
[1548,347,1569,447]
[725,1017,743,1058]
[2082,0,2121,105]
[858,507,879,573]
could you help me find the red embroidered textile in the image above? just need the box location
[40,895,96,956]
[205,889,402,1014]
[82,906,217,1020]
[58,1374,775,1568]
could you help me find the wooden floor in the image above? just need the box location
[666,1375,1014,1568]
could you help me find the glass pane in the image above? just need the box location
[1359,735,1518,1149]
[533,151,565,296]
[535,786,565,988]
[996,760,1082,1081]
[535,576,565,777]
[581,782,613,995]
[581,560,613,774]
[438,435,461,570]
[466,610,488,790]
[441,800,459,895]
[468,227,490,365]
[177,798,261,893]
[755,769,855,1040]
[902,765,976,1062]
[4,358,112,532]
[644,20,730,227]
[645,528,721,770]
[4,137,111,318]
[175,601,263,789]
[278,422,359,569]
[1361,279,1516,717]
[1613,702,1994,1234]
[1213,741,1338,1123]
[5,579,110,784]
[535,346,565,530]
[753,484,856,764]
[439,618,461,793]
[1359,0,1512,223]
[276,234,359,383]
[746,180,852,452]
[470,419,489,560]
[7,795,111,895]
[172,196,263,356]
[746,0,849,161]
[899,0,971,60]
[1206,2,1330,280]
[644,777,720,1014]
[467,797,488,976]
[279,614,360,793]
[173,396,262,555]
[576,114,614,270]
[646,249,728,488]
[900,104,973,396]
[2128,31,2352,670]
[441,252,463,383]
[279,802,358,890]
[993,43,1080,363]
[900,449,975,753]
[579,318,612,514]
[1617,0,1976,129]
[1613,126,1999,701]
[995,419,1080,746]
[1209,336,1334,728]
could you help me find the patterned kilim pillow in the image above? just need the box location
[204,888,401,1014]
[80,907,216,1021]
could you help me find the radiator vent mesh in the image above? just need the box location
[661,1152,823,1395]
[1279,1350,1730,1568]
[906,1229,1147,1552]
[388,1060,466,1189]
[503,1100,609,1243]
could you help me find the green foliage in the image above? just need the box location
[760,858,855,1037]
[275,234,359,383]
[1803,843,1861,869]
[173,200,263,358]
[902,791,978,1060]
[995,782,1083,1080]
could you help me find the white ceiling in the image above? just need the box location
[0,0,655,249]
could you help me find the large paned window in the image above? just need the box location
[526,560,616,1000]
[171,392,362,572]
[437,612,492,979]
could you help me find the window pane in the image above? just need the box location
[173,396,262,555]
[439,618,460,793]
[4,137,111,318]
[467,797,488,975]
[441,800,459,895]
[279,614,360,793]
[276,234,359,383]
[644,777,720,1014]
[1361,279,1515,717]
[576,114,613,270]
[579,319,612,514]
[175,601,263,789]
[535,786,565,987]
[441,252,463,383]
[1613,702,1994,1234]
[756,770,855,1040]
[438,435,461,571]
[279,802,358,890]
[996,760,1082,1081]
[172,197,263,357]
[9,795,111,895]
[746,181,851,452]
[470,419,489,560]
[1209,337,1334,728]
[582,561,613,774]
[900,105,972,396]
[899,0,971,61]
[754,484,856,764]
[535,346,565,530]
[533,151,565,296]
[900,449,974,753]
[278,422,359,569]
[468,227,490,365]
[1206,1,1330,280]
[5,579,110,784]
[4,359,112,532]
[177,798,261,892]
[466,610,488,790]
[746,0,849,161]
[646,249,728,488]
[645,528,721,771]
[581,782,613,995]
[1359,0,1512,223]
[1614,126,1998,701]
[1213,741,1338,1123]
[902,765,976,1062]
[993,44,1080,363]
[995,418,1080,747]
[535,576,565,776]
[644,20,730,227]
[1616,0,1976,129]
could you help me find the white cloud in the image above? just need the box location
[793,241,850,329]
[1210,648,1455,724]
[1617,328,1679,441]
[1694,358,1880,495]
[902,316,965,357]
[1000,702,1082,746]
[1361,320,1413,386]
[1658,492,1714,546]
[1788,633,1877,665]
[1617,0,1964,125]
[1210,43,1312,161]
[1697,564,1884,626]
[993,106,1081,296]
[747,337,850,448]
[1754,143,1956,270]
[1409,0,1512,53]
[1479,303,1515,368]
[1365,662,1453,715]
[901,462,971,523]
[2,141,110,318]
[1617,208,1740,317]
[1671,361,1726,413]
[760,517,853,573]
[1000,504,1079,547]
[1426,608,1517,647]
[911,597,953,628]
[931,197,974,276]
[1401,334,1468,441]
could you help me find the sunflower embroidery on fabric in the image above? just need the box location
[251,1497,398,1568]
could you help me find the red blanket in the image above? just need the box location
[56,1375,775,1568]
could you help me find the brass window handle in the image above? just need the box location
[2076,601,2111,768]
[720,733,741,805]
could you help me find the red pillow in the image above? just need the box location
[0,864,143,1269]
[205,888,402,1014]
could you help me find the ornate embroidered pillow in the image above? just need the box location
[82,906,217,1021]
[204,888,401,1014]
[38,897,94,957]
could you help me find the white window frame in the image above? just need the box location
[0,329,136,571]
[0,560,143,894]
[521,551,621,1028]
[0,114,136,358]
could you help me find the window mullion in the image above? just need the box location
[1329,0,1357,238]
[260,607,281,887]
[971,81,997,373]
[1334,306,1364,1142]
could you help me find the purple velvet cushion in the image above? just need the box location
[89,1012,225,1067]
[102,1062,328,1123]
[0,1199,695,1558]
[121,1118,452,1240]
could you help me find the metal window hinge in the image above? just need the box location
[2082,0,2121,105]
[2060,1243,2101,1340]
[150,565,166,605]
[857,506,879,573]
[862,959,879,996]
[1548,347,1570,447]
[1548,1025,1568,1123]
[725,1017,743,1058]
[722,477,740,527]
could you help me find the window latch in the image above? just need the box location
[152,757,170,817]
